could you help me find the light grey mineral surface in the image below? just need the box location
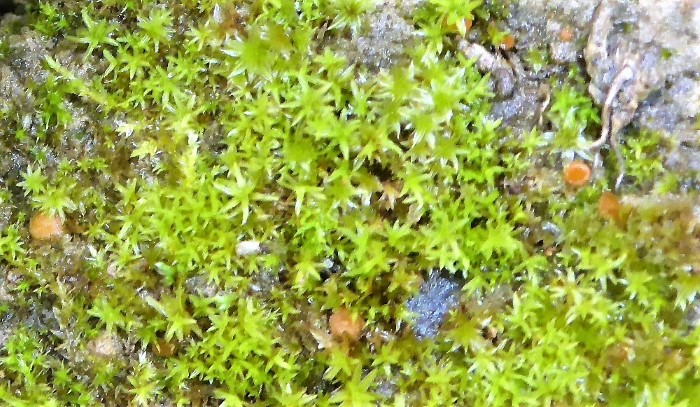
[502,0,700,173]
[405,272,462,339]
[331,1,420,72]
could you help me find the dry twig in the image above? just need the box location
[589,64,635,190]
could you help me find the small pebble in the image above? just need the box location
[493,67,515,97]
[405,273,461,339]
[88,332,122,359]
[236,240,261,256]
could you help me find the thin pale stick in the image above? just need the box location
[589,65,634,150]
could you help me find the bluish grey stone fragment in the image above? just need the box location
[405,272,462,339]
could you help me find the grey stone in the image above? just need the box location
[334,1,418,72]
[405,272,461,339]
[583,0,700,172]
[504,0,700,176]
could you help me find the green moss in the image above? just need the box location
[0,0,697,405]
[621,129,666,188]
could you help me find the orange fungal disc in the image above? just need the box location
[564,160,591,187]
[598,191,621,222]
[29,212,65,241]
[329,307,365,342]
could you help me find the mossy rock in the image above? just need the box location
[0,1,697,405]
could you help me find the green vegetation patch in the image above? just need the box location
[0,0,697,405]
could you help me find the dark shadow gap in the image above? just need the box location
[0,1,18,15]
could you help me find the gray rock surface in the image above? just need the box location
[497,0,700,176]
[507,0,600,59]
[483,0,602,133]
[332,1,419,72]
[585,0,699,153]
[405,272,461,339]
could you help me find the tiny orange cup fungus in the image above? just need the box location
[329,307,365,342]
[29,212,65,241]
[598,191,621,222]
[563,160,591,187]
[464,18,474,31]
[501,34,516,50]
[559,26,574,42]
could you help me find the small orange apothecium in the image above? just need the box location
[598,191,621,222]
[559,27,574,42]
[563,160,591,187]
[501,34,516,50]
[29,212,65,241]
[329,307,365,342]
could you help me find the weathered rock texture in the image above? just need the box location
[505,0,700,172]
